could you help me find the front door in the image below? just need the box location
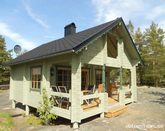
[81,69,89,90]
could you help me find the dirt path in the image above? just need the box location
[0,87,165,131]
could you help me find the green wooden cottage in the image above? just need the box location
[7,17,141,129]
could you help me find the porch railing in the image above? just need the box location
[49,89,108,120]
[82,93,99,101]
[50,91,70,98]
[119,87,132,104]
[81,92,108,119]
[50,90,71,119]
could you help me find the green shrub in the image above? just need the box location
[37,87,57,125]
[26,115,42,125]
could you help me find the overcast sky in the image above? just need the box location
[0,0,165,51]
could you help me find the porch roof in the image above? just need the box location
[6,17,142,66]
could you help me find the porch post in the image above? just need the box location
[118,38,125,104]
[100,64,108,118]
[131,66,137,102]
[119,66,124,104]
[102,64,106,92]
[71,54,82,128]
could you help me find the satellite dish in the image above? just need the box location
[14,45,22,55]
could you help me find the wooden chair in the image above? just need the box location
[88,85,96,94]
[58,86,68,93]
[87,85,96,104]
[58,86,70,109]
[51,85,59,92]
[50,85,62,107]
[82,85,95,105]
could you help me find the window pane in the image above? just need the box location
[31,66,42,89]
[96,70,102,86]
[58,70,62,74]
[57,67,71,89]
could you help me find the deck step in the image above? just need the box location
[105,104,128,118]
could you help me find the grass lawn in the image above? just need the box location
[0,112,14,131]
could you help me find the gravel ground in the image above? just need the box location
[0,87,165,131]
[0,90,11,110]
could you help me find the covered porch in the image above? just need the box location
[48,60,108,123]
[45,57,136,128]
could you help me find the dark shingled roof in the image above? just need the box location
[7,17,138,65]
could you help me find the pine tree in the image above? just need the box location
[134,27,144,85]
[127,20,135,39]
[127,21,144,85]
[134,28,144,52]
[143,22,165,87]
[0,35,11,84]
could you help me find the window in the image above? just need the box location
[81,69,90,89]
[31,66,42,89]
[95,69,102,86]
[57,67,71,89]
[107,34,118,58]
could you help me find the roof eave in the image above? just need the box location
[7,49,74,66]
